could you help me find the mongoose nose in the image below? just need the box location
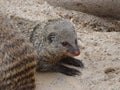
[74,51,80,56]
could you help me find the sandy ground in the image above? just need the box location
[36,32,120,90]
[0,0,120,90]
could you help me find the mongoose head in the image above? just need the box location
[31,19,80,58]
[44,19,80,57]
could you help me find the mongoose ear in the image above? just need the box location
[48,32,57,43]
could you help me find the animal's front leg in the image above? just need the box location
[60,56,84,68]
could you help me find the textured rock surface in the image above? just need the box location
[45,0,120,19]
[0,0,120,90]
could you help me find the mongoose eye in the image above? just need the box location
[61,41,69,47]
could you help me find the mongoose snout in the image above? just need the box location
[69,48,80,56]
[62,41,80,57]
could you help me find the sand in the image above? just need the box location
[36,32,120,90]
[0,0,120,90]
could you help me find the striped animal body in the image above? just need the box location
[0,14,37,90]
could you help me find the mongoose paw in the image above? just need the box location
[58,65,80,76]
[60,57,84,68]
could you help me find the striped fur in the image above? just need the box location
[0,14,37,90]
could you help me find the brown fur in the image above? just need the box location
[0,14,37,90]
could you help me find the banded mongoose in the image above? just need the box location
[12,17,84,76]
[0,15,37,90]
